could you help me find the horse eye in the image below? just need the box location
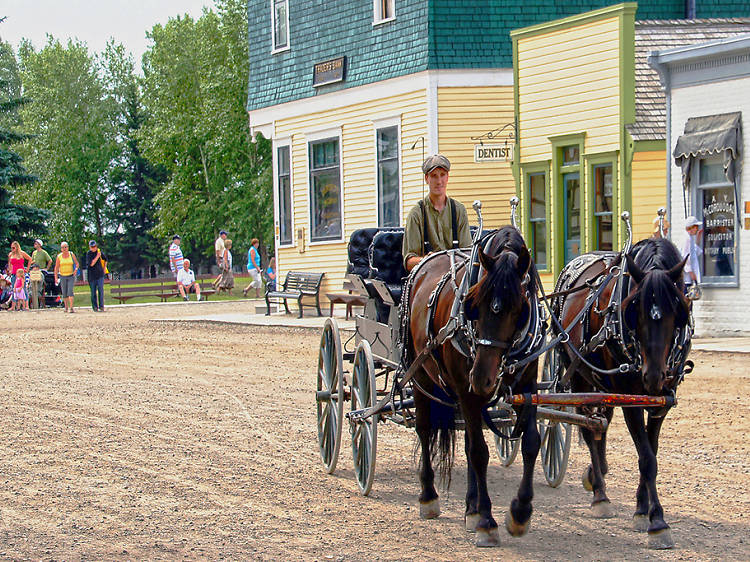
[650,303,662,321]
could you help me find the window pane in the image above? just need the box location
[277,146,292,245]
[701,186,736,279]
[377,127,399,227]
[594,164,613,251]
[699,160,725,185]
[377,127,398,159]
[533,222,547,269]
[562,145,579,166]
[274,1,288,49]
[310,139,341,241]
[530,173,545,219]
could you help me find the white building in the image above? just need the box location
[650,35,750,335]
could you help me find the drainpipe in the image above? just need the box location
[686,0,696,19]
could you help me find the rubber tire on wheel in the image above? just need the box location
[494,417,520,467]
[317,318,344,474]
[538,346,572,487]
[351,340,378,496]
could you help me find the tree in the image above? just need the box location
[99,41,168,274]
[16,37,117,253]
[0,38,48,259]
[141,1,272,268]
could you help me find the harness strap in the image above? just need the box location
[420,198,459,255]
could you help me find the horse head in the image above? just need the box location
[464,229,532,397]
[624,250,690,395]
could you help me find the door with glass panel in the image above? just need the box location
[563,172,580,264]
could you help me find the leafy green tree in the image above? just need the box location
[16,37,117,253]
[100,41,168,274]
[141,1,272,269]
[0,39,49,260]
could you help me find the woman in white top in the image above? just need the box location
[217,239,234,294]
[681,216,702,297]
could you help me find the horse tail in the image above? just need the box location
[428,386,457,488]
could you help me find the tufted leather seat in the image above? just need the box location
[369,229,406,303]
[347,228,380,278]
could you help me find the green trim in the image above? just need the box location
[511,37,521,201]
[633,140,666,152]
[618,8,635,248]
[550,134,585,274]
[584,152,619,252]
[511,2,637,40]
[519,161,551,273]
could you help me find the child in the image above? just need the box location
[266,257,277,293]
[13,268,28,311]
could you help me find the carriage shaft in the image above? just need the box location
[510,392,676,408]
[536,407,608,432]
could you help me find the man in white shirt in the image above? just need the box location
[213,229,228,288]
[177,259,202,301]
[168,235,184,276]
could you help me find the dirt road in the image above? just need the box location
[1,303,748,560]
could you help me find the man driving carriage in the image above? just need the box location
[402,154,472,272]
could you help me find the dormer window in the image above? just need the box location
[272,0,289,52]
[373,0,395,25]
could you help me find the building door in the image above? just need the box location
[563,172,580,264]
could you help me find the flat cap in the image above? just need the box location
[422,154,451,175]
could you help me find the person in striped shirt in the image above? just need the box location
[169,235,184,276]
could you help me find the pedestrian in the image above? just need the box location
[12,268,28,311]
[28,264,45,309]
[54,242,79,313]
[7,240,31,286]
[682,216,703,300]
[85,240,107,312]
[402,154,472,272]
[31,239,53,270]
[266,256,277,293]
[243,238,262,298]
[217,239,235,294]
[168,235,184,277]
[177,259,202,301]
[651,216,671,238]
[213,229,228,288]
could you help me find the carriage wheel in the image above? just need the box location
[351,340,378,496]
[316,318,345,474]
[494,416,520,467]
[538,346,572,488]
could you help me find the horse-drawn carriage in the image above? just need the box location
[315,200,693,549]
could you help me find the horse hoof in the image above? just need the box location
[648,528,674,550]
[591,500,615,519]
[582,467,593,492]
[475,526,501,547]
[464,513,480,532]
[633,514,649,532]
[419,499,440,520]
[505,510,530,537]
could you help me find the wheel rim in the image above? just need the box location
[494,417,520,467]
[538,347,572,487]
[317,318,344,474]
[351,340,377,495]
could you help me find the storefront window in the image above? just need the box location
[593,163,613,251]
[277,146,292,245]
[528,172,547,269]
[309,138,342,242]
[697,158,737,285]
[376,126,399,227]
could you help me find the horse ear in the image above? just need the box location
[667,256,688,284]
[478,246,495,272]
[626,253,645,284]
[517,246,531,277]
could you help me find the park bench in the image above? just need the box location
[110,274,216,303]
[326,277,367,320]
[266,271,325,317]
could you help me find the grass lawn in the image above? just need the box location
[71,276,261,308]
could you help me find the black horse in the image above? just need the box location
[554,237,690,549]
[407,226,541,547]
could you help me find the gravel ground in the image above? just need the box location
[0,302,748,560]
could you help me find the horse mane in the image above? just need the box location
[628,238,686,319]
[465,226,536,310]
[631,237,683,272]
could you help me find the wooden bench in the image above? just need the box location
[326,279,366,319]
[110,275,216,303]
[266,271,325,317]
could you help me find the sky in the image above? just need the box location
[1,0,215,65]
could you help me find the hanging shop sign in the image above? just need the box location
[474,144,513,162]
[313,57,346,87]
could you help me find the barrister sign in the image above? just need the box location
[474,144,513,162]
[313,57,346,87]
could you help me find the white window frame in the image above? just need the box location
[271,0,290,54]
[273,137,294,248]
[372,116,402,228]
[373,0,395,26]
[306,127,344,245]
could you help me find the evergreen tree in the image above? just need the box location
[0,39,48,261]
